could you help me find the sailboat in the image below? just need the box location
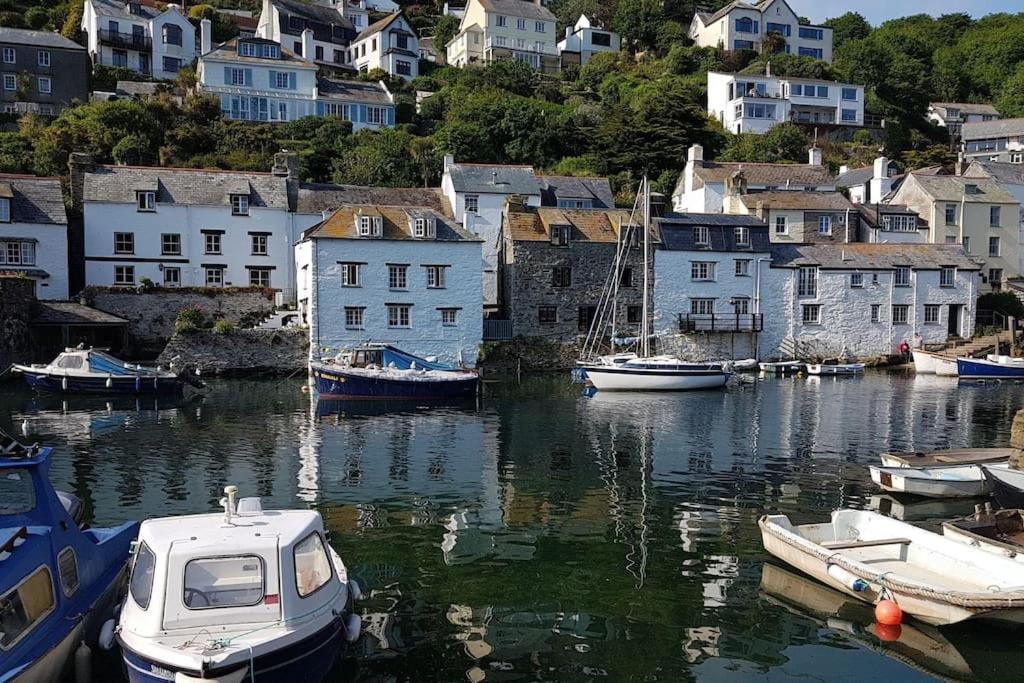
[579,178,730,391]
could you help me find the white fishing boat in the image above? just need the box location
[942,505,1024,562]
[879,447,1014,469]
[869,464,995,498]
[118,486,362,683]
[911,349,946,374]
[934,356,958,376]
[759,509,1024,625]
[759,360,804,374]
[806,363,865,376]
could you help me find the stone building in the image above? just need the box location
[724,182,857,244]
[0,27,89,115]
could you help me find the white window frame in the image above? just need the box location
[690,261,715,281]
[694,225,709,246]
[801,304,821,325]
[205,267,224,287]
[1,74,14,91]
[924,305,941,325]
[114,265,134,286]
[774,215,787,235]
[734,226,750,246]
[440,308,458,326]
[231,194,249,216]
[892,304,909,325]
[163,266,180,286]
[940,267,955,288]
[850,272,863,288]
[690,298,715,315]
[426,265,446,288]
[735,259,750,277]
[2,47,14,64]
[388,264,408,290]
[251,234,267,256]
[387,304,411,328]
[894,266,911,287]
[464,194,479,213]
[989,236,1000,257]
[817,215,833,235]
[797,266,817,297]
[114,232,134,254]
[344,307,364,330]
[204,233,222,255]
[137,191,156,211]
[0,197,9,222]
[248,268,271,287]
[340,262,361,287]
[870,304,881,323]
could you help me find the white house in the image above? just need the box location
[854,204,929,244]
[557,15,619,68]
[349,13,419,80]
[927,102,1000,139]
[256,0,357,67]
[672,144,834,213]
[295,202,483,366]
[707,70,865,134]
[963,160,1024,277]
[689,0,833,63]
[836,156,895,205]
[447,0,560,74]
[961,118,1024,164]
[80,0,195,80]
[80,158,299,299]
[0,174,69,300]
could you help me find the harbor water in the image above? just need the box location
[3,371,1024,681]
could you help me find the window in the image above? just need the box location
[387,304,411,328]
[798,47,823,59]
[892,304,909,325]
[441,308,458,326]
[871,304,881,323]
[945,203,957,225]
[426,265,447,288]
[841,109,857,123]
[137,191,155,211]
[114,232,134,254]
[184,555,264,609]
[413,218,434,238]
[550,224,571,246]
[733,298,750,315]
[990,206,1001,227]
[162,24,182,46]
[538,306,557,324]
[733,39,755,50]
[289,16,303,30]
[205,267,224,287]
[735,259,751,277]
[388,264,408,289]
[0,198,8,222]
[114,265,134,286]
[461,193,479,215]
[690,298,715,315]
[33,76,51,97]
[0,241,33,265]
[841,87,857,101]
[882,214,917,231]
[536,20,546,32]
[112,49,128,68]
[797,266,817,297]
[963,236,971,253]
[924,305,941,325]
[2,74,13,91]
[940,267,955,288]
[396,60,412,76]
[344,307,364,329]
[229,67,246,86]
[161,233,181,255]
[620,267,634,287]
[229,194,249,216]
[694,226,710,246]
[627,305,642,323]
[517,18,526,30]
[396,33,409,49]
[817,215,833,235]
[691,261,715,281]
[989,236,1001,257]
[205,233,222,255]
[251,234,267,255]
[989,268,1003,285]
[735,17,758,33]
[367,106,386,125]
[802,304,821,325]
[2,47,13,63]
[1012,153,1024,164]
[744,102,777,119]
[894,266,910,287]
[798,27,824,40]
[577,306,597,332]
[774,216,787,235]
[162,57,182,74]
[248,268,270,287]
[850,272,863,288]
[735,226,750,246]
[163,267,180,286]
[496,15,507,27]
[552,265,571,288]
[341,262,360,286]
[57,548,79,597]
[766,22,791,36]
[0,567,55,650]
[315,46,323,60]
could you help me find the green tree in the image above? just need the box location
[432,15,460,62]
[996,63,1024,118]
[113,133,158,165]
[614,0,664,54]
[332,128,425,187]
[822,12,871,50]
[25,6,49,29]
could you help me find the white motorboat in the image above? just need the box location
[118,486,362,683]
[869,463,996,498]
[759,360,804,374]
[934,356,958,376]
[759,509,1024,625]
[879,447,1014,469]
[806,363,865,376]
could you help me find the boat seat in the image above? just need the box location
[821,537,912,550]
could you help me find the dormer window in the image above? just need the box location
[231,194,249,216]
[357,214,382,237]
[239,41,278,58]
[137,191,156,211]
[550,224,570,247]
[965,183,980,195]
[413,217,435,238]
[128,2,143,15]
[289,17,303,30]
[0,197,9,223]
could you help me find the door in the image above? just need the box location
[948,304,961,336]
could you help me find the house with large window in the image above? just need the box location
[294,201,483,366]
[446,0,559,74]
[927,102,1000,139]
[557,15,619,68]
[724,181,857,244]
[689,0,833,63]
[960,118,1024,163]
[0,28,89,115]
[889,173,1021,291]
[0,174,69,300]
[349,13,419,80]
[256,0,357,68]
[854,204,928,244]
[80,0,195,80]
[707,70,864,134]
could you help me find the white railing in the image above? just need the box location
[485,37,557,55]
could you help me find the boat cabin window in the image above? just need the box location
[58,547,79,596]
[352,349,384,368]
[0,567,55,651]
[0,468,34,514]
[129,542,156,609]
[184,555,265,609]
[294,532,333,598]
[55,354,84,369]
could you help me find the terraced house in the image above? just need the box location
[0,28,89,115]
[0,174,69,300]
[447,0,559,74]
[689,0,833,62]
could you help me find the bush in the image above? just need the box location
[212,319,236,335]
[175,306,206,334]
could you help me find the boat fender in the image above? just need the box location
[135,376,141,392]
[98,619,116,651]
[154,376,159,390]
[827,564,869,592]
[62,376,68,391]
[74,642,92,683]
[344,613,362,643]
[105,376,112,389]
[349,578,363,602]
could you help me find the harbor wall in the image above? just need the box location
[478,338,580,373]
[157,328,308,375]
[0,276,33,373]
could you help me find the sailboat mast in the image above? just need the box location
[641,177,650,358]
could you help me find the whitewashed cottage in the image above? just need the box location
[349,13,419,80]
[0,174,69,300]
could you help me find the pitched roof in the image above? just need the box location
[835,166,874,188]
[293,183,451,215]
[770,243,981,271]
[272,0,355,32]
[317,77,392,104]
[930,102,1000,117]
[0,27,86,50]
[84,166,289,209]
[738,190,854,211]
[305,205,477,240]
[537,175,614,208]
[446,163,540,195]
[354,12,406,41]
[656,214,770,252]
[961,118,1024,140]
[89,0,161,20]
[855,204,922,229]
[964,160,1024,186]
[506,207,640,243]
[687,160,835,190]
[0,174,67,225]
[203,37,313,66]
[477,0,555,22]
[32,302,127,326]
[905,173,1018,204]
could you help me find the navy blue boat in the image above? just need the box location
[13,348,203,396]
[0,432,138,682]
[310,344,479,400]
[957,356,1024,380]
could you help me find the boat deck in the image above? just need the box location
[844,544,995,592]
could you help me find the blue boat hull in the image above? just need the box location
[956,358,1024,380]
[21,371,185,396]
[121,616,346,683]
[311,364,479,400]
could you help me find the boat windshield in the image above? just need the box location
[352,349,384,368]
[54,354,83,369]
[0,469,34,515]
[184,555,265,609]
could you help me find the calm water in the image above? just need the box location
[4,372,1024,682]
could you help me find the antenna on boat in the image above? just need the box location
[221,485,238,526]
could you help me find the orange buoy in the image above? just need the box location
[874,622,902,642]
[875,599,903,626]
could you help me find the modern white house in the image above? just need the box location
[672,144,834,213]
[689,0,833,62]
[447,0,560,74]
[707,70,865,134]
[961,118,1024,164]
[80,0,195,80]
[295,203,483,366]
[349,13,419,80]
[256,0,358,68]
[557,15,619,68]
[927,102,1000,139]
[836,156,896,205]
[0,174,69,300]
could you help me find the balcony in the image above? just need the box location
[678,313,763,333]
[98,29,151,52]
[485,37,558,55]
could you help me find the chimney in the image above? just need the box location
[443,154,455,173]
[271,151,300,179]
[808,146,822,166]
[200,18,212,55]
[839,164,849,176]
[301,28,314,59]
[649,192,666,218]
[67,152,95,214]
[869,155,892,203]
[726,169,747,197]
[687,143,704,164]
[765,60,771,77]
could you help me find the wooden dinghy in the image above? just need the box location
[869,464,993,498]
[879,447,1014,469]
[982,465,1024,510]
[759,510,1024,625]
[943,505,1024,561]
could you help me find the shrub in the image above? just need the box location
[212,319,236,335]
[175,306,205,334]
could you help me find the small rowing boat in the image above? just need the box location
[879,447,1014,469]
[759,360,804,375]
[759,509,1024,625]
[982,465,1024,509]
[806,363,865,376]
[943,505,1024,561]
[911,349,943,374]
[869,463,994,498]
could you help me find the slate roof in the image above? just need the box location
[656,213,771,252]
[905,173,1018,204]
[447,163,540,195]
[537,175,614,208]
[0,174,67,225]
[930,102,1000,117]
[90,0,161,20]
[116,80,162,96]
[964,160,1024,186]
[477,0,555,22]
[856,204,923,229]
[355,13,406,41]
[317,78,392,104]
[506,207,641,243]
[305,205,477,240]
[686,160,835,191]
[961,118,1024,140]
[738,190,854,212]
[32,302,127,326]
[0,27,86,50]
[203,38,313,66]
[272,0,355,33]
[293,183,451,215]
[770,243,981,271]
[84,166,290,209]
[835,166,874,188]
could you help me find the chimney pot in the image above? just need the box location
[687,144,704,164]
[301,28,314,60]
[443,154,455,173]
[272,151,300,179]
[808,146,823,166]
[200,18,212,55]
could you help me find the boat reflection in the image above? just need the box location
[314,396,479,419]
[869,494,981,522]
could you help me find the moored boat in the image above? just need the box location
[879,447,1014,469]
[12,348,202,396]
[982,464,1024,509]
[942,505,1024,561]
[759,509,1024,625]
[725,358,758,372]
[582,357,730,391]
[957,356,1024,380]
[869,463,992,498]
[310,344,479,400]
[934,356,958,376]
[806,363,865,376]
[759,360,804,375]
[911,349,941,374]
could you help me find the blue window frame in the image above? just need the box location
[841,109,857,122]
[798,47,824,59]
[841,87,857,101]
[798,27,823,40]
[733,39,755,50]
[735,17,758,34]
[766,22,791,36]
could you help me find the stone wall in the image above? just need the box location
[81,287,276,357]
[478,338,581,373]
[0,276,33,372]
[157,329,308,375]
